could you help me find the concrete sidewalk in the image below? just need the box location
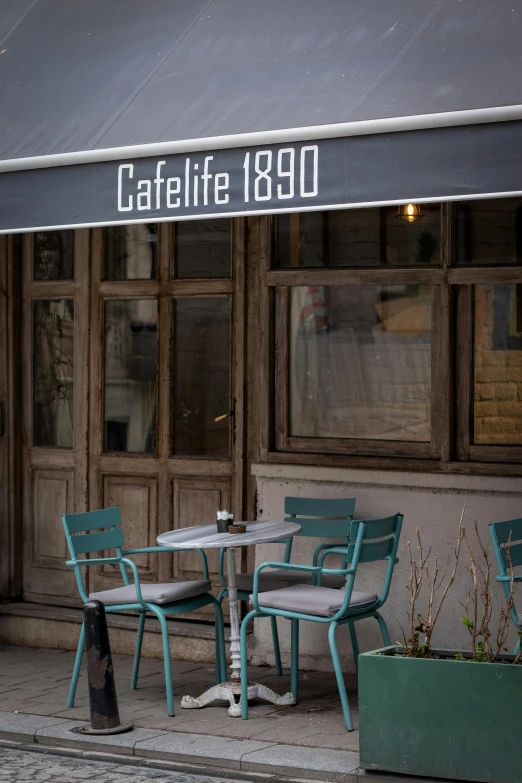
[0,646,443,783]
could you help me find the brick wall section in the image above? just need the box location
[474,285,522,445]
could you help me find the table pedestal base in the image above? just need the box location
[181,680,296,717]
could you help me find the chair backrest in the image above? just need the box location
[62,507,127,602]
[283,496,356,562]
[489,517,522,617]
[346,514,403,607]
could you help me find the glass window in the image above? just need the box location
[289,285,432,441]
[457,198,522,266]
[273,206,440,268]
[174,219,231,278]
[33,231,74,280]
[104,224,158,280]
[173,297,231,457]
[104,300,158,453]
[473,284,522,444]
[33,299,74,447]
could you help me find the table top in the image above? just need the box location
[156,520,301,550]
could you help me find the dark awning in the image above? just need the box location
[1,0,522,232]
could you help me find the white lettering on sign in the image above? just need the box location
[116,145,319,213]
[117,164,134,211]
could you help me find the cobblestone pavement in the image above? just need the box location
[0,747,243,783]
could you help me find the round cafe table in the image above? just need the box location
[157,519,301,717]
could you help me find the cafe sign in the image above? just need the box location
[1,120,521,232]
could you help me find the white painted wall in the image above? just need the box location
[248,464,522,673]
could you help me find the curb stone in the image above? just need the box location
[0,711,446,783]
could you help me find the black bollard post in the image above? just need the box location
[76,600,132,735]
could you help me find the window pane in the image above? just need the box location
[473,284,522,444]
[173,297,231,457]
[33,300,74,447]
[289,285,432,441]
[174,219,231,278]
[457,198,522,266]
[105,224,158,280]
[273,206,440,268]
[104,300,157,453]
[33,231,74,280]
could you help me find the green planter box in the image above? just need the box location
[359,646,521,783]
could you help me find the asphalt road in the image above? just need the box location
[0,746,246,783]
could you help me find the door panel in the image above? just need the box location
[32,469,73,566]
[22,231,90,606]
[173,476,231,579]
[88,473,159,593]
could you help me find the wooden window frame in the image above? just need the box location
[455,277,522,464]
[93,222,238,462]
[263,203,522,471]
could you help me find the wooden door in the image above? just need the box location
[21,230,90,605]
[88,219,245,618]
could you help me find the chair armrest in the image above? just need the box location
[312,542,346,567]
[123,546,169,554]
[66,557,123,567]
[66,556,147,609]
[256,561,322,574]
[496,575,522,582]
[123,546,209,579]
[317,546,348,569]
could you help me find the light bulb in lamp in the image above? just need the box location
[397,203,423,222]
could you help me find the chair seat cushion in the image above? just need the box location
[89,580,212,606]
[252,583,378,617]
[221,570,345,593]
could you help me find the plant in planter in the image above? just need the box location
[359,504,522,783]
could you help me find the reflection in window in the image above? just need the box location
[105,224,158,280]
[104,300,157,453]
[289,286,432,441]
[173,297,231,457]
[33,300,74,447]
[33,231,74,280]
[273,207,440,268]
[175,219,231,278]
[473,284,522,444]
[458,199,522,266]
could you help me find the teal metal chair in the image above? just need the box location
[218,497,356,675]
[240,513,403,730]
[489,517,522,655]
[63,507,226,716]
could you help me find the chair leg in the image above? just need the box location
[131,611,146,690]
[240,610,257,720]
[328,621,353,731]
[348,621,360,672]
[290,619,299,702]
[374,612,392,647]
[515,636,521,656]
[271,616,283,676]
[213,598,227,684]
[68,621,85,708]
[151,608,174,716]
